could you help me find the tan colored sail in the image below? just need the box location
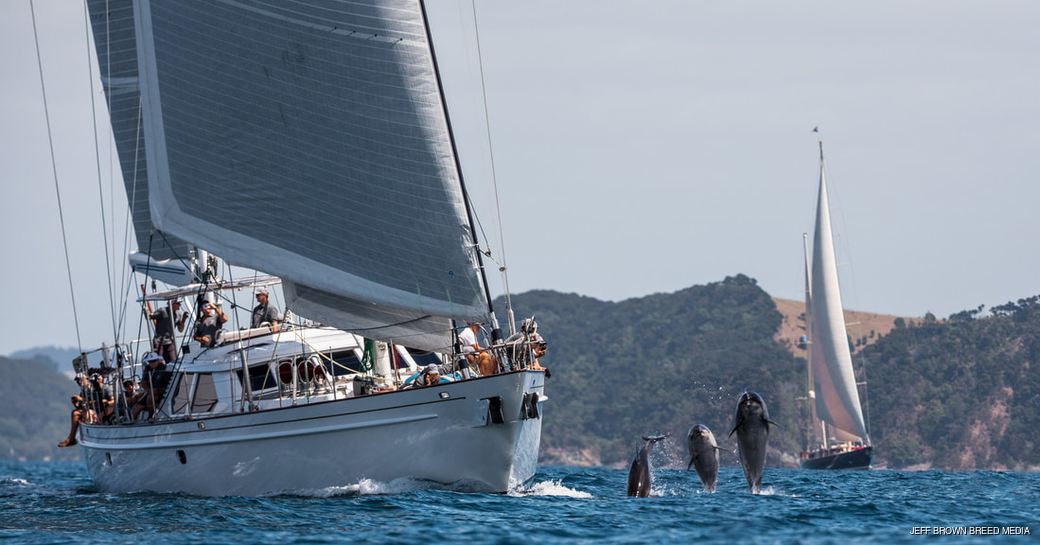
[809,155,870,442]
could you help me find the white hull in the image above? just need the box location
[79,370,545,495]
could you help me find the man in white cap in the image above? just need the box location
[251,287,282,332]
[422,364,446,387]
[132,352,169,420]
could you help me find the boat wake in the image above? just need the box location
[508,479,592,498]
[285,478,429,497]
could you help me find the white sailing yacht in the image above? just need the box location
[798,141,873,470]
[73,0,547,495]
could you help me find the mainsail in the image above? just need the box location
[808,150,870,442]
[123,0,487,350]
[86,0,191,266]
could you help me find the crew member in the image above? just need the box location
[459,322,498,376]
[422,364,449,386]
[132,352,170,420]
[250,287,282,332]
[150,300,187,363]
[57,395,96,448]
[194,300,228,347]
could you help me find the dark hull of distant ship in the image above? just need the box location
[800,446,873,470]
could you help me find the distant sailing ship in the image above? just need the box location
[66,0,547,495]
[798,141,873,470]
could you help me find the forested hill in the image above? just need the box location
[501,275,806,468]
[861,299,1040,470]
[0,357,79,461]
[503,280,1040,471]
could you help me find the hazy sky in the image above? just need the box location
[2,1,1039,355]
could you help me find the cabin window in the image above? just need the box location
[327,350,364,376]
[170,374,191,414]
[191,373,219,413]
[235,364,276,392]
[407,348,441,366]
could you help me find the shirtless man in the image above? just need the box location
[57,395,96,448]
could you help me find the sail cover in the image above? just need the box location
[86,0,191,264]
[809,165,870,442]
[133,0,487,350]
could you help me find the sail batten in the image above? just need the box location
[809,160,870,443]
[131,0,487,348]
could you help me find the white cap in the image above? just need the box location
[256,286,269,295]
[425,364,440,374]
[142,352,164,363]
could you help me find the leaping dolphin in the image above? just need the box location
[686,424,720,492]
[627,434,668,497]
[729,391,776,494]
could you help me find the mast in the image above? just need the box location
[802,232,821,450]
[418,0,502,343]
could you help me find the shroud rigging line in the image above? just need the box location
[30,0,83,353]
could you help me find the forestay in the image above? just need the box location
[809,163,870,442]
[132,0,487,351]
[86,0,191,264]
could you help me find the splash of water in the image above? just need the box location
[755,486,796,497]
[508,479,592,498]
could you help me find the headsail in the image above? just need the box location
[130,0,487,350]
[86,0,191,267]
[809,150,870,442]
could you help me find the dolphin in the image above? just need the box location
[627,434,668,497]
[729,391,776,494]
[686,424,720,492]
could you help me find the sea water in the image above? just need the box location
[0,461,1036,544]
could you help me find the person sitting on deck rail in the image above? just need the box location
[57,395,96,448]
[149,299,187,363]
[458,322,498,376]
[250,287,282,332]
[132,352,171,421]
[193,300,228,348]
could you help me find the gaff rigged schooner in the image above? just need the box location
[799,141,873,470]
[71,0,547,495]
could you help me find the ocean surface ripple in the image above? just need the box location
[0,461,1036,544]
